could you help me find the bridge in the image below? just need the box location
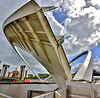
[3,0,94,97]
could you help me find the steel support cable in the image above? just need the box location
[69,51,88,64]
[14,46,42,81]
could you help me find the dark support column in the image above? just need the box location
[20,65,26,80]
[27,90,32,98]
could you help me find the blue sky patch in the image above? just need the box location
[53,6,68,25]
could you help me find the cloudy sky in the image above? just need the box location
[0,0,100,74]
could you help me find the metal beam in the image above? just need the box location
[14,21,39,56]
[43,75,52,82]
[4,28,12,44]
[9,24,26,49]
[10,23,31,51]
[13,46,42,81]
[22,17,50,63]
[35,31,45,34]
[69,51,88,64]
[24,31,45,34]
[7,26,22,47]
[42,6,58,12]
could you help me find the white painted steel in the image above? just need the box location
[66,81,100,98]
[33,92,54,98]
[74,51,93,82]
[0,93,13,98]
[55,88,66,98]
[31,88,66,98]
[14,46,42,81]
[3,0,71,88]
[43,75,52,82]
[55,91,61,98]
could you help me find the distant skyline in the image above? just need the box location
[0,0,100,74]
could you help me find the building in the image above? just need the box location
[19,65,26,80]
[8,71,13,78]
[14,67,20,78]
[25,70,29,78]
[1,64,10,77]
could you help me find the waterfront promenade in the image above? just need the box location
[0,81,100,98]
[0,82,57,98]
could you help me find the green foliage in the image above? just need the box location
[72,73,76,78]
[38,74,50,79]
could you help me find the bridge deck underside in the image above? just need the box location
[3,0,71,88]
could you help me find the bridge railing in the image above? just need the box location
[33,92,54,98]
[28,88,66,98]
[55,88,66,98]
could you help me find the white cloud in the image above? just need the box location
[62,0,100,56]
[63,13,99,56]
[37,0,100,57]
[71,56,100,74]
[45,11,64,36]
[71,63,82,73]
[36,0,61,7]
[94,57,100,62]
[91,56,100,73]
[0,0,100,73]
[94,60,100,73]
[91,0,100,5]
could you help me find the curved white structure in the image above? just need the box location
[74,51,93,82]
[3,0,94,89]
[69,51,93,82]
[3,0,71,88]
